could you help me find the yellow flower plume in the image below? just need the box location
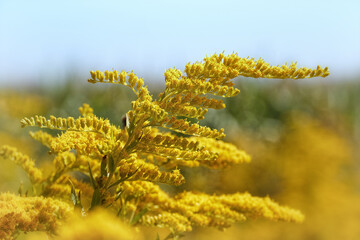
[3,52,329,236]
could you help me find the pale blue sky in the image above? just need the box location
[0,0,359,85]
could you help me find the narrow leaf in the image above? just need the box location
[125,113,130,129]
[88,162,98,189]
[68,178,77,206]
[108,155,115,174]
[101,155,107,177]
[107,178,123,190]
[90,188,101,210]
[68,178,82,208]
[130,208,148,225]
[107,167,141,190]
[77,191,82,205]
[164,233,185,240]
[114,190,123,201]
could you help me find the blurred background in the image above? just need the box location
[1,0,360,239]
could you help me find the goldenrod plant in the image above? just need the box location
[0,52,329,239]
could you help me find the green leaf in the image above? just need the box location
[125,113,130,129]
[156,233,160,240]
[107,167,141,190]
[130,208,148,225]
[101,155,107,177]
[168,234,183,240]
[108,154,115,174]
[68,178,82,208]
[164,233,185,240]
[77,191,82,205]
[90,188,101,210]
[71,190,77,206]
[68,179,77,206]
[88,162,98,189]
[125,139,138,151]
[114,190,123,201]
[107,178,123,190]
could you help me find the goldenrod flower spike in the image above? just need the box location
[29,130,54,149]
[170,192,305,226]
[192,137,252,168]
[136,131,218,164]
[43,175,93,199]
[114,156,185,186]
[47,152,101,183]
[0,193,73,239]
[0,146,43,183]
[179,93,226,109]
[88,69,146,95]
[50,131,105,157]
[20,115,121,138]
[185,52,329,80]
[142,212,192,233]
[163,71,240,97]
[158,117,226,139]
[52,151,77,170]
[118,181,303,232]
[118,181,164,198]
[78,103,94,117]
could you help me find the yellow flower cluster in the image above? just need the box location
[160,117,225,139]
[88,70,145,94]
[1,52,328,236]
[184,52,329,80]
[78,103,94,117]
[142,212,192,233]
[118,180,166,199]
[29,130,54,149]
[21,115,119,138]
[118,181,304,233]
[46,152,101,184]
[0,146,43,183]
[164,70,240,97]
[192,137,251,168]
[55,209,141,240]
[50,131,104,156]
[159,92,226,114]
[134,128,250,169]
[42,175,94,199]
[0,193,73,239]
[115,156,185,185]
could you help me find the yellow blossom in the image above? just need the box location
[191,136,251,168]
[0,146,43,183]
[29,130,54,149]
[185,52,329,80]
[0,193,73,239]
[55,209,141,240]
[50,131,104,157]
[78,103,94,117]
[114,155,185,185]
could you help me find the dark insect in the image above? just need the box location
[121,114,128,129]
